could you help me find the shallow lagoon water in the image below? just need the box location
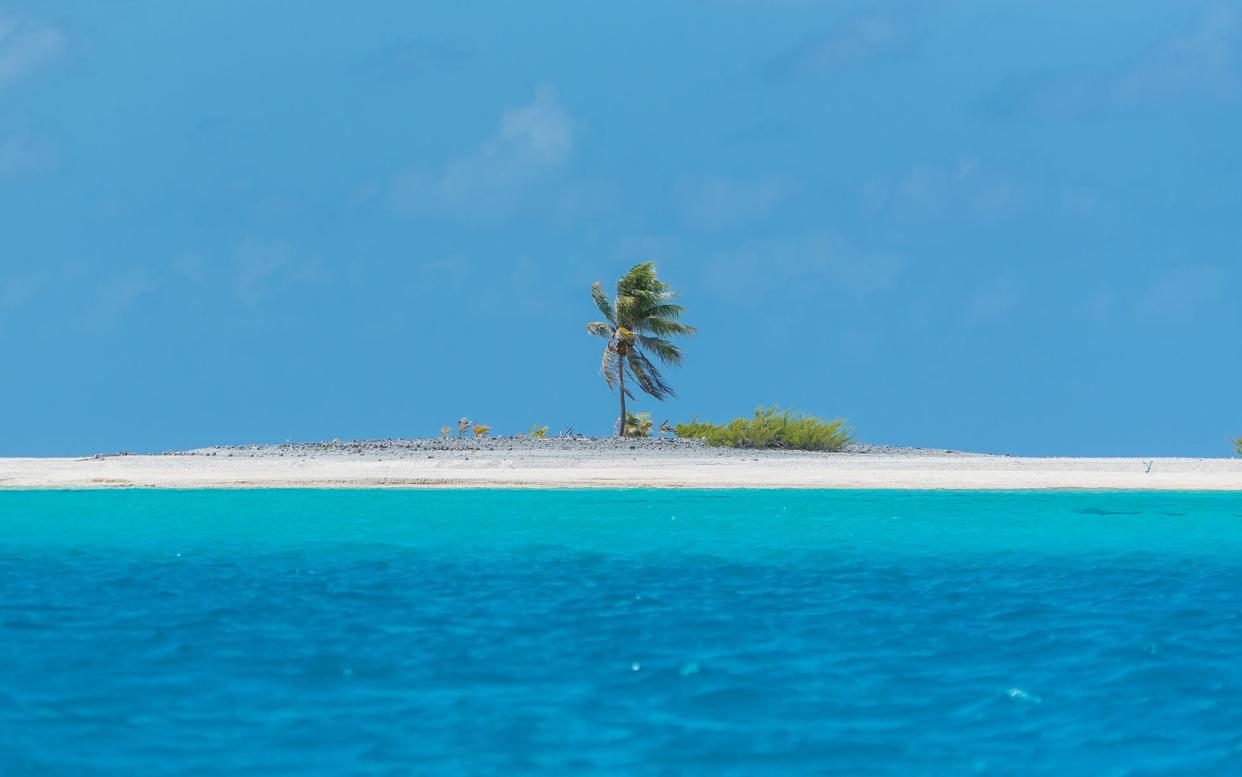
[2,489,1241,775]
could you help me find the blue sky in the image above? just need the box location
[2,1,1240,456]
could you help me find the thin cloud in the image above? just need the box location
[862,158,1028,223]
[0,15,66,92]
[357,38,469,82]
[982,5,1242,118]
[1138,265,1225,320]
[962,273,1024,327]
[0,272,45,317]
[704,231,906,307]
[766,7,922,80]
[83,269,158,329]
[388,84,575,220]
[233,238,325,306]
[0,134,59,177]
[677,175,793,230]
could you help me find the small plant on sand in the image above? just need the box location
[1233,437,1242,456]
[587,262,694,437]
[675,405,853,451]
[440,426,451,439]
[658,419,672,439]
[528,424,548,438]
[624,412,654,437]
[457,418,471,437]
[472,424,491,438]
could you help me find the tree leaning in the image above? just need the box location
[587,262,695,437]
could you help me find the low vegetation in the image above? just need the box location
[624,412,654,437]
[1234,437,1242,456]
[674,405,853,451]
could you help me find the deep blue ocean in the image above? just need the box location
[2,490,1241,775]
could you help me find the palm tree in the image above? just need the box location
[586,262,695,436]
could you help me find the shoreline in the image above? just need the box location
[1,439,1240,491]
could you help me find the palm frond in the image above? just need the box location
[614,294,642,326]
[617,262,660,297]
[586,322,613,339]
[637,335,683,365]
[601,342,637,398]
[590,282,616,326]
[626,350,675,400]
[642,303,687,320]
[600,344,619,390]
[635,318,696,337]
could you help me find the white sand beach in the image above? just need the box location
[2,441,1240,490]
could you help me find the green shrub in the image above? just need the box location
[1234,437,1242,456]
[674,405,852,451]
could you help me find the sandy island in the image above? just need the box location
[1,438,1240,491]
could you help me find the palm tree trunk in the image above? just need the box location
[618,362,627,437]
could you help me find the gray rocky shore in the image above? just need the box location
[179,436,980,459]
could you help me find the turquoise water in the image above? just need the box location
[2,490,1242,775]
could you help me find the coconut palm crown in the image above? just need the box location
[586,262,695,436]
